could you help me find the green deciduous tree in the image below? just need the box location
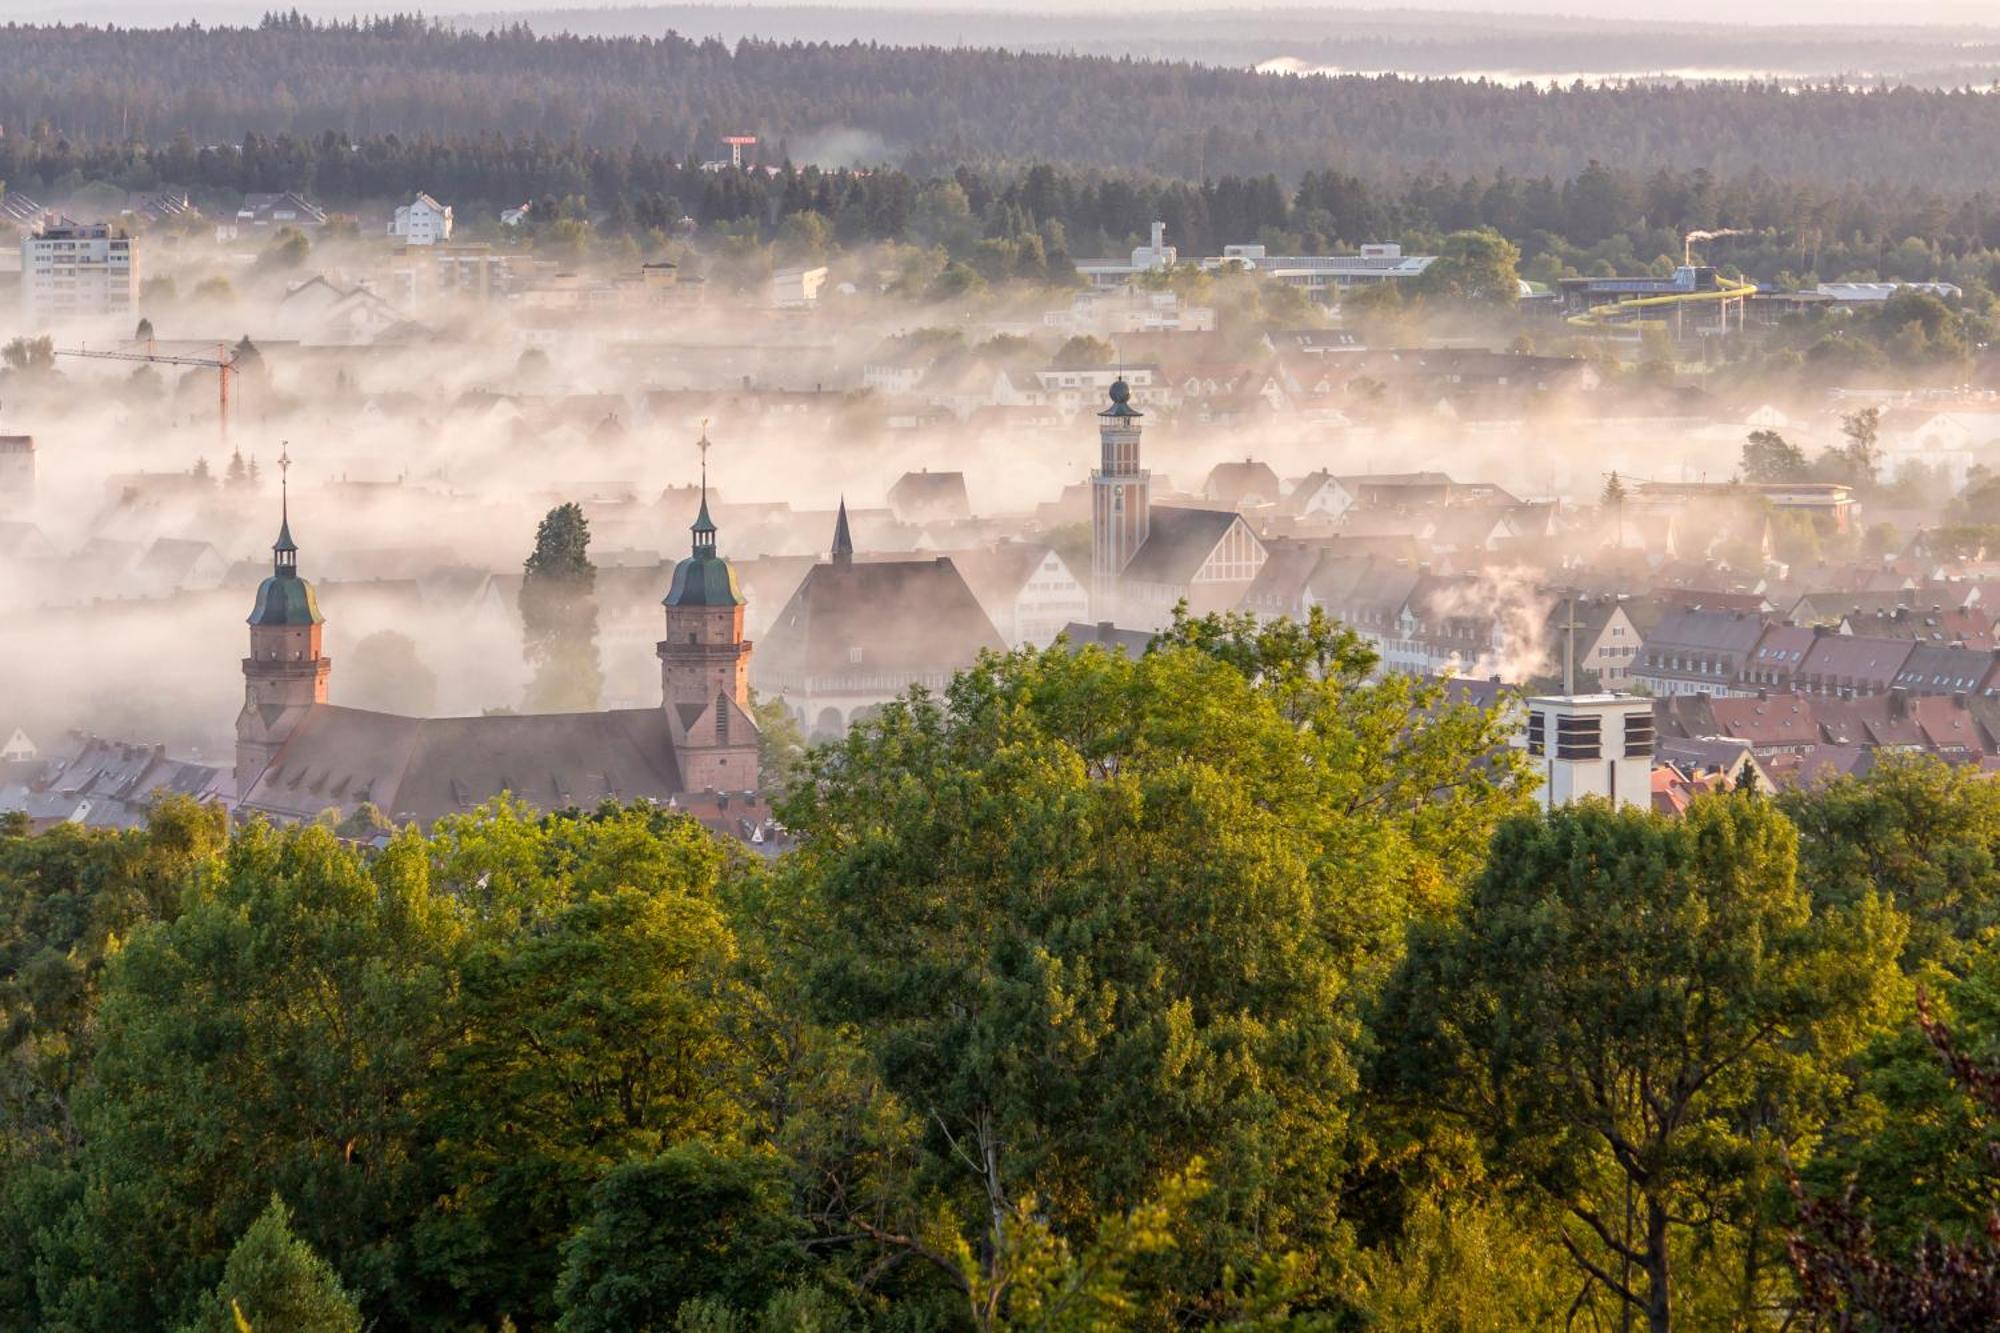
[1782,754,2000,972]
[1741,429,1809,484]
[555,1143,804,1332]
[38,822,463,1329]
[416,801,750,1326]
[1415,228,1522,306]
[1378,797,1905,1333]
[774,609,1530,1315]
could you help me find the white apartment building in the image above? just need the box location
[388,193,454,246]
[21,221,137,320]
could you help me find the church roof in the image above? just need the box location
[247,570,323,626]
[758,555,1005,681]
[1120,506,1243,586]
[238,704,689,826]
[664,551,745,607]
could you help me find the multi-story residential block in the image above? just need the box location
[21,220,136,319]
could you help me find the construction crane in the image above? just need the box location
[54,341,238,451]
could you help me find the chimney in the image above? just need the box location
[1889,686,1909,719]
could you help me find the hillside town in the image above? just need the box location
[6,182,2000,839]
[23,13,2000,1330]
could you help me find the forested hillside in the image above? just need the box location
[11,15,2000,186]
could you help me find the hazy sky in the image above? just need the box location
[8,0,1999,26]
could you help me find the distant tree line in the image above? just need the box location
[14,124,2000,292]
[12,15,2000,191]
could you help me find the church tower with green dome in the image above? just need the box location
[658,431,759,791]
[236,449,331,797]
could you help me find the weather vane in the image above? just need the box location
[697,419,711,496]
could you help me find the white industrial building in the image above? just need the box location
[1207,242,1436,301]
[20,220,137,320]
[1075,222,1180,288]
[1073,223,1435,304]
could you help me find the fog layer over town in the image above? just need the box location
[0,219,1768,764]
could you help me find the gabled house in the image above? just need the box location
[237,192,326,229]
[1794,631,1917,699]
[945,542,1090,648]
[1631,608,1769,698]
[753,505,1007,734]
[388,193,454,245]
[1202,458,1282,508]
[886,470,972,525]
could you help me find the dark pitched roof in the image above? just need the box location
[1643,607,1768,656]
[1060,621,1155,656]
[886,471,971,520]
[1893,643,1997,694]
[1797,634,1917,689]
[240,705,686,826]
[1240,541,1321,612]
[758,556,1005,680]
[936,543,1062,609]
[1203,459,1281,505]
[1120,506,1242,586]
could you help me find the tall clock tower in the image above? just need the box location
[1090,377,1149,620]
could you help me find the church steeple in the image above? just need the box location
[237,443,331,802]
[691,424,718,558]
[660,426,753,737]
[831,496,853,563]
[272,443,299,575]
[247,445,322,629]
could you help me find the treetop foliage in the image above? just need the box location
[8,617,2000,1327]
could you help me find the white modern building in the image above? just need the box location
[1076,221,1180,288]
[21,221,137,320]
[1207,242,1436,302]
[1521,692,1655,811]
[388,193,454,246]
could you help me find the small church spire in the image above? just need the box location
[831,496,853,563]
[691,422,717,556]
[273,442,298,575]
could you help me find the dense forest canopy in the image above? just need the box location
[10,16,2000,188]
[8,615,2000,1328]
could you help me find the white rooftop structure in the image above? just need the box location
[1816,281,1962,303]
[1076,221,1180,287]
